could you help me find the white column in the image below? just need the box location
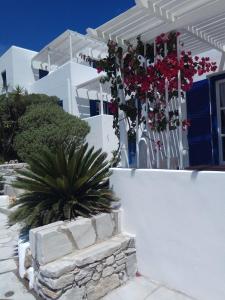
[177,34,184,169]
[69,32,73,61]
[219,53,225,72]
[47,48,51,71]
[165,77,171,169]
[164,42,171,169]
[74,88,81,117]
[136,98,139,168]
[99,82,104,115]
[118,89,129,168]
[156,132,160,169]
[67,78,73,114]
[117,59,129,168]
[154,38,160,169]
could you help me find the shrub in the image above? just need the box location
[0,91,59,161]
[14,103,90,162]
[9,142,117,229]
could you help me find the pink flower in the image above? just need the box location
[97,67,103,74]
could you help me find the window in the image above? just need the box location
[216,79,225,163]
[39,69,49,79]
[1,70,7,90]
[89,100,112,116]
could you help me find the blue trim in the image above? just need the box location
[128,139,136,167]
[187,79,213,165]
[208,73,225,164]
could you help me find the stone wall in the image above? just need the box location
[29,211,137,300]
[0,163,27,197]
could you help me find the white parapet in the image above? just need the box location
[110,168,225,300]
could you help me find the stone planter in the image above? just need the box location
[26,210,137,300]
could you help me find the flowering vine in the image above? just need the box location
[81,31,217,142]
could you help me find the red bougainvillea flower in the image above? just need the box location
[182,119,191,131]
[108,101,118,114]
[155,140,163,150]
[84,31,218,138]
[97,67,103,74]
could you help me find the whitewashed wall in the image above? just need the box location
[86,115,118,160]
[31,61,99,115]
[110,168,225,300]
[30,62,72,112]
[0,46,37,92]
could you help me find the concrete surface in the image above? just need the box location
[0,211,36,299]
[103,276,197,300]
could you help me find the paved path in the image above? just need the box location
[104,276,197,300]
[0,212,36,300]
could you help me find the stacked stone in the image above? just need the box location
[0,162,27,177]
[29,211,137,300]
[0,163,27,197]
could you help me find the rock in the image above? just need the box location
[89,262,98,268]
[87,274,120,300]
[41,273,75,290]
[128,236,136,248]
[115,252,125,261]
[75,269,91,281]
[64,218,96,250]
[111,235,130,251]
[30,221,64,259]
[78,273,92,286]
[105,255,114,265]
[24,247,32,269]
[35,225,74,265]
[40,258,78,278]
[92,271,101,281]
[41,286,62,299]
[115,263,126,273]
[118,271,128,284]
[93,213,114,241]
[86,279,98,291]
[60,286,85,300]
[102,266,114,277]
[112,209,122,234]
[71,237,125,266]
[96,264,103,273]
[126,253,137,277]
[124,248,136,255]
[116,257,127,266]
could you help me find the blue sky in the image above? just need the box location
[0,0,134,55]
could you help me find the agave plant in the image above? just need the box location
[9,142,117,229]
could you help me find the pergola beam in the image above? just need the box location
[137,0,225,53]
[32,30,107,68]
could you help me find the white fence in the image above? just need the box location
[110,168,225,300]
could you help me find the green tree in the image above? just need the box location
[0,91,58,161]
[14,102,89,162]
[9,142,117,229]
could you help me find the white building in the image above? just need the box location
[0,30,118,158]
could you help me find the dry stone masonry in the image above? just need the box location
[29,211,137,300]
[0,163,27,197]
